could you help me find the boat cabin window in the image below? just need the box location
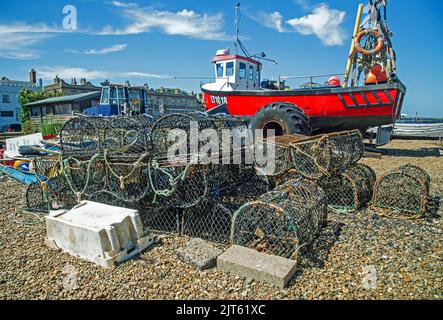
[216,63,224,78]
[226,62,234,77]
[101,87,110,104]
[110,87,117,105]
[249,65,254,80]
[239,62,246,79]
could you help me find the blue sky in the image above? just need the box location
[0,0,442,116]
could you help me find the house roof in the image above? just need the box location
[26,91,101,107]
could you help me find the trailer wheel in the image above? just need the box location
[250,102,312,138]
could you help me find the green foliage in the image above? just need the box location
[21,120,34,135]
[41,119,64,136]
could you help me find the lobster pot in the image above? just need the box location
[318,163,376,213]
[149,163,208,209]
[103,116,153,157]
[208,165,270,205]
[231,179,327,260]
[104,161,151,203]
[150,113,216,160]
[87,190,138,209]
[255,142,292,177]
[139,203,182,234]
[371,164,430,218]
[26,182,49,212]
[290,130,364,179]
[60,117,109,159]
[275,169,303,187]
[182,200,234,244]
[60,156,107,199]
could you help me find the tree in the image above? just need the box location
[18,89,62,134]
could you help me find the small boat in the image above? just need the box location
[393,121,443,138]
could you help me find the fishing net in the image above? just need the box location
[231,179,327,260]
[182,200,235,244]
[371,164,431,219]
[318,163,376,213]
[275,169,303,187]
[139,203,182,234]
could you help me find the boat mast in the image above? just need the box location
[234,3,240,55]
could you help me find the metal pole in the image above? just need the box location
[343,3,364,88]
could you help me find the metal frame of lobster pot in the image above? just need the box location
[318,163,376,213]
[371,164,431,219]
[45,200,157,267]
[230,179,327,260]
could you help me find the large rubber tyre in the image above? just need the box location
[249,102,312,137]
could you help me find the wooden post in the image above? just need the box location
[343,3,364,88]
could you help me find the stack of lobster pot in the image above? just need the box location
[257,130,376,213]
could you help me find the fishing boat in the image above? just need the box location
[201,1,406,142]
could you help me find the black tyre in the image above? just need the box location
[249,102,312,137]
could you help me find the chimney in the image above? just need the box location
[80,78,87,85]
[29,68,37,84]
[54,75,60,84]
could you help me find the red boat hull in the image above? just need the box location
[202,82,406,133]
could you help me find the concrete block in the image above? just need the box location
[217,245,297,288]
[176,238,224,270]
[45,200,157,267]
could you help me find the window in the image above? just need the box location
[249,65,254,81]
[226,62,234,77]
[2,94,10,103]
[0,111,14,117]
[239,62,246,79]
[256,69,261,82]
[101,87,110,104]
[216,63,224,77]
[110,87,118,105]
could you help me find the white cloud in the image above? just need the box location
[37,66,170,81]
[287,4,347,46]
[257,11,287,33]
[99,2,228,40]
[253,3,347,46]
[294,0,311,11]
[0,22,69,60]
[84,44,128,55]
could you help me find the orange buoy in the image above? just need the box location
[327,76,341,87]
[354,29,384,56]
[13,160,27,169]
[365,64,388,84]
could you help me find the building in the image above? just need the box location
[145,86,203,115]
[27,91,101,129]
[0,70,42,132]
[44,76,101,95]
